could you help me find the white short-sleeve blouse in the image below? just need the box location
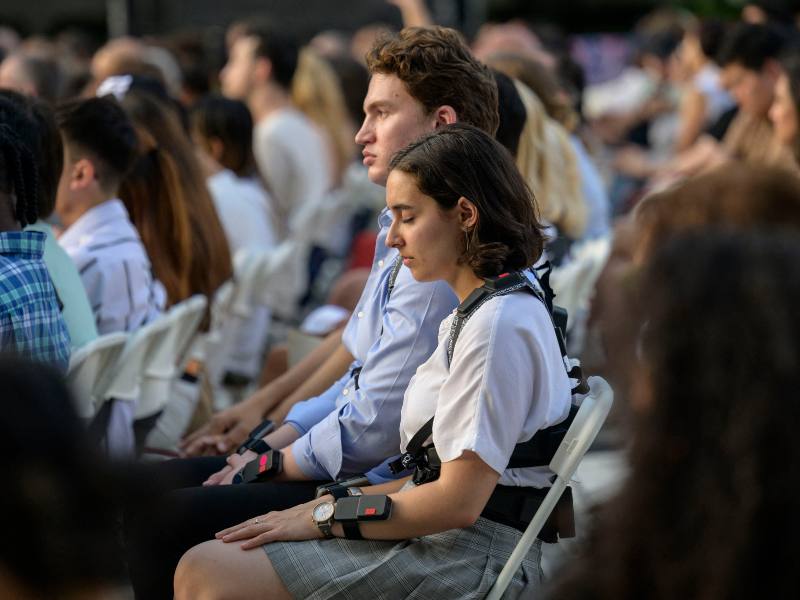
[399,291,571,488]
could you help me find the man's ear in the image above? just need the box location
[70,158,96,191]
[432,105,458,128]
[456,196,479,230]
[254,56,273,84]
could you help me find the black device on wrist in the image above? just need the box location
[233,449,283,484]
[334,495,393,539]
[315,475,371,499]
[236,419,275,455]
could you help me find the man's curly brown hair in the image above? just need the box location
[365,26,499,136]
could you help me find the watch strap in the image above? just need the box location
[317,520,334,539]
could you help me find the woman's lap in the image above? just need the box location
[263,517,542,600]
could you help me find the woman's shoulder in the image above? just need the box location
[461,289,553,343]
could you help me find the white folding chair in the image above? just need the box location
[101,315,173,457]
[486,376,614,600]
[66,332,128,419]
[136,295,207,420]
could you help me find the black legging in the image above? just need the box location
[123,456,324,599]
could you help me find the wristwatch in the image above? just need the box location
[312,501,336,539]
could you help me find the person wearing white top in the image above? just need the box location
[252,109,331,237]
[174,124,571,600]
[220,25,332,241]
[207,170,277,256]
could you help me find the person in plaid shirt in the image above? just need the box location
[0,96,71,371]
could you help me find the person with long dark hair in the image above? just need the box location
[119,89,232,309]
[174,124,571,599]
[549,229,800,599]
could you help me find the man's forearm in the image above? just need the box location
[268,333,354,422]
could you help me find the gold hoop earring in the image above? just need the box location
[463,230,472,254]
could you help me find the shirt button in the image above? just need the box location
[378,260,384,267]
[343,388,349,396]
[357,311,364,318]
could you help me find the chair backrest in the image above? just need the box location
[136,295,208,420]
[485,376,613,600]
[251,239,305,313]
[230,249,269,317]
[102,315,172,407]
[66,332,128,419]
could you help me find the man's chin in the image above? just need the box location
[369,166,390,188]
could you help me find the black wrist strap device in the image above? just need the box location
[316,475,371,500]
[233,449,283,484]
[334,495,393,539]
[236,419,275,454]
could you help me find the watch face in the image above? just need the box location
[313,502,335,522]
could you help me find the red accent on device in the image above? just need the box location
[498,273,510,278]
[364,507,377,516]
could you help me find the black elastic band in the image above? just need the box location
[341,520,363,540]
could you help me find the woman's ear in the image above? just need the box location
[456,196,478,230]
[433,105,458,128]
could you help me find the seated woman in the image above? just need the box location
[189,94,278,257]
[173,123,571,598]
[549,229,800,599]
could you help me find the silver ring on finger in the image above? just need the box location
[253,518,260,525]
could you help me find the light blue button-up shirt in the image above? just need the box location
[286,208,458,481]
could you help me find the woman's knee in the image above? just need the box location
[174,541,223,600]
[174,539,289,600]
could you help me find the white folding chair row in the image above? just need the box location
[67,331,128,419]
[486,376,614,600]
[66,295,209,426]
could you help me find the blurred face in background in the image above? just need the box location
[220,36,258,100]
[723,60,779,117]
[355,73,438,186]
[0,55,34,96]
[769,72,798,146]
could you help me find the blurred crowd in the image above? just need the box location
[2,0,800,597]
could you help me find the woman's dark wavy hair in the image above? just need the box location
[389,123,545,278]
[549,229,800,600]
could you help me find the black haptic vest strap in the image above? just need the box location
[390,269,585,478]
[351,255,404,390]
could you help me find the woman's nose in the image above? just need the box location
[386,221,402,248]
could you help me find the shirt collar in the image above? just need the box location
[59,199,130,248]
[377,206,392,230]
[0,230,46,259]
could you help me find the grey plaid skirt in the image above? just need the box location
[263,517,542,599]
